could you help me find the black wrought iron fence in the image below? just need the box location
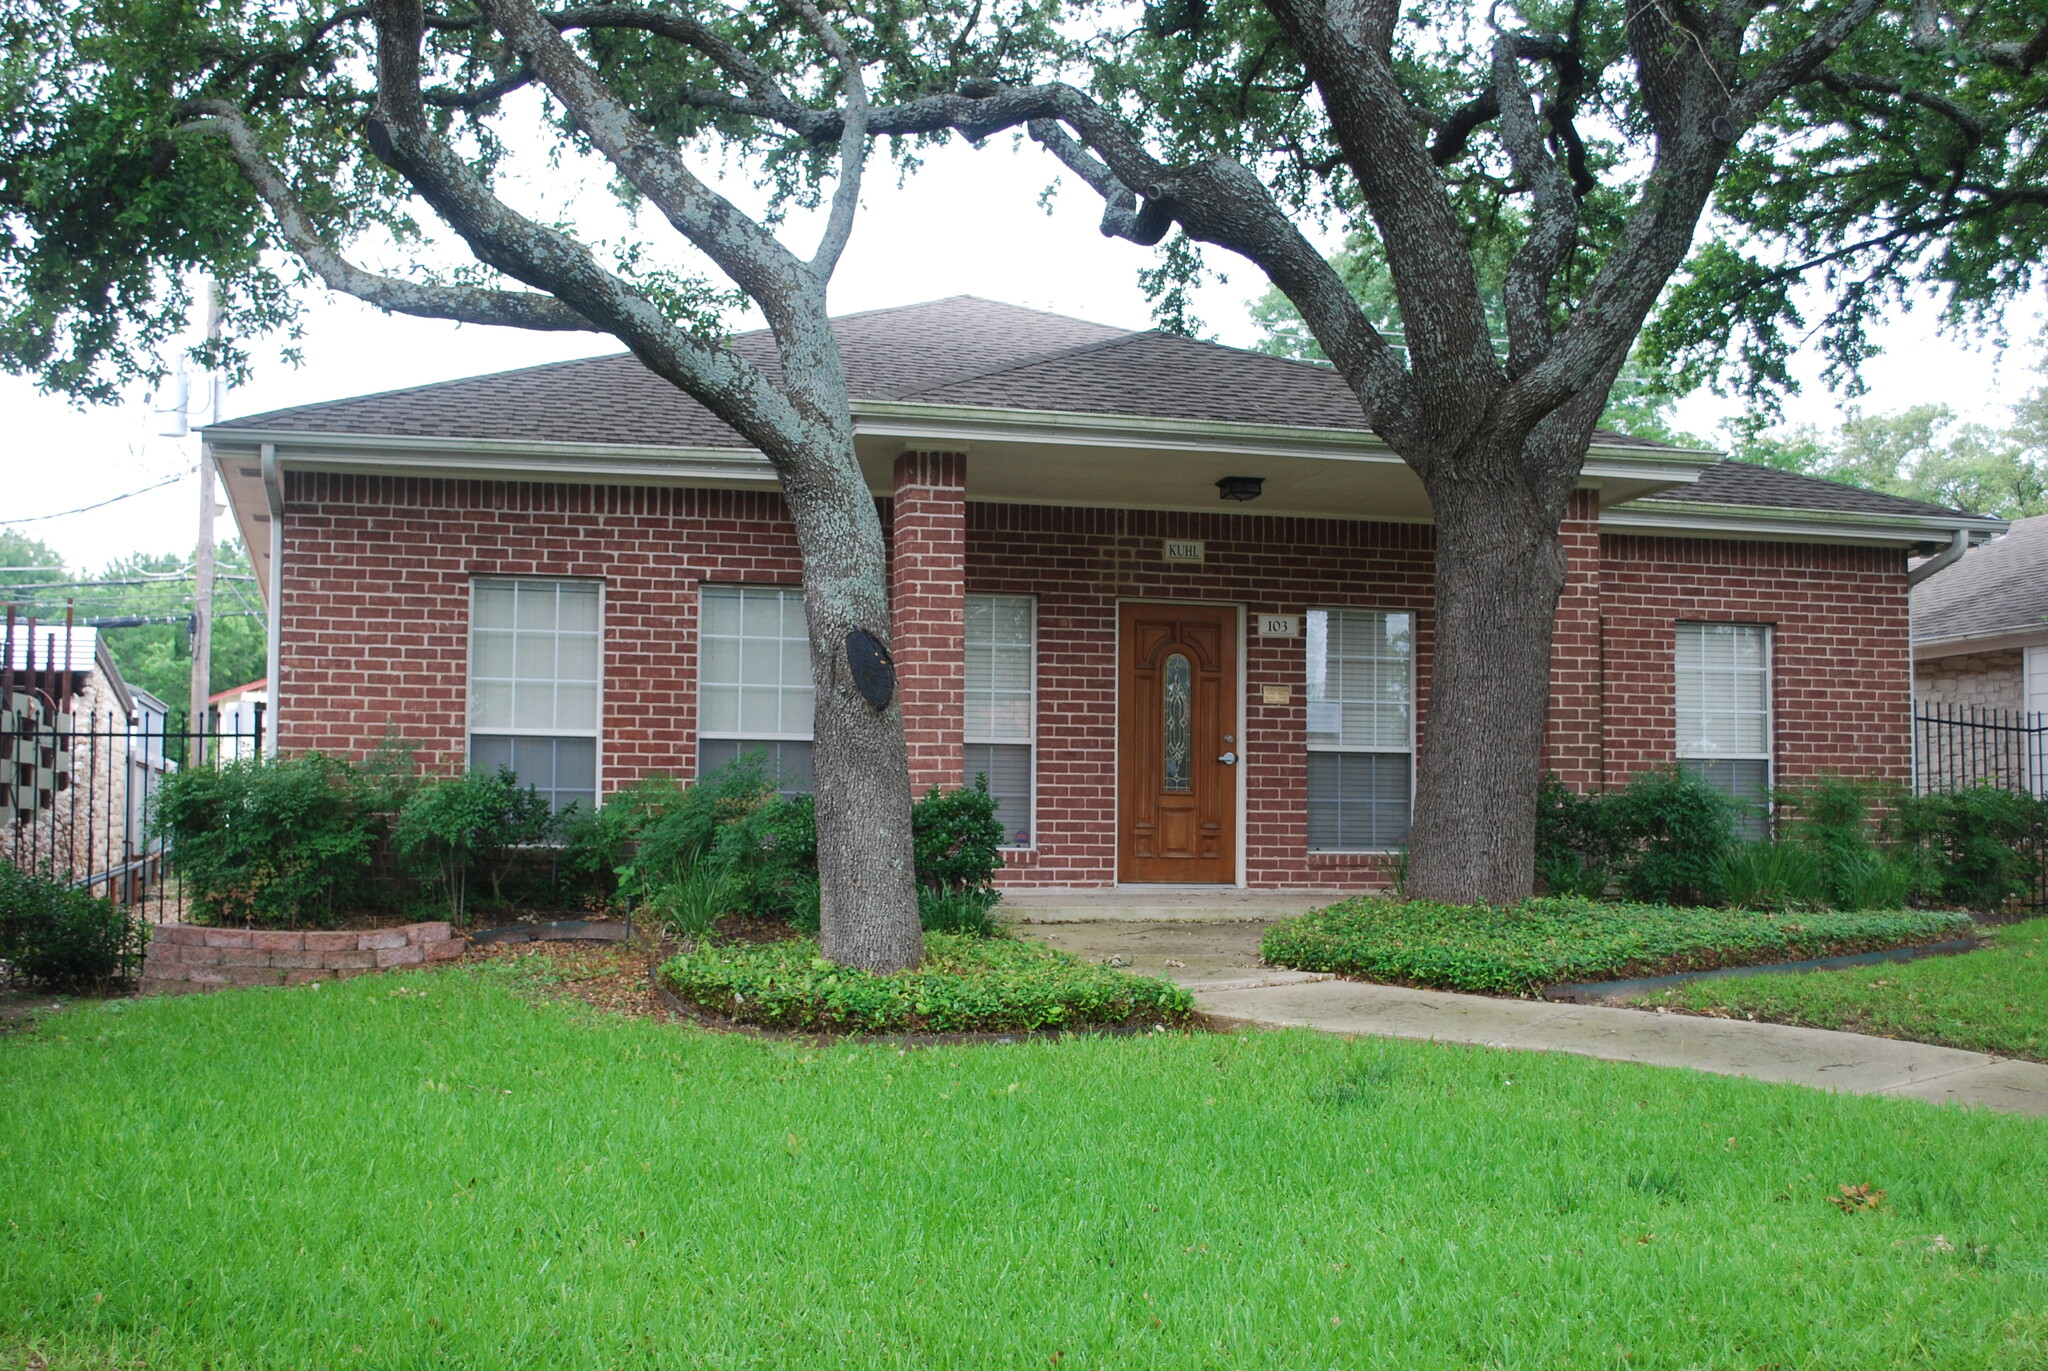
[2,699,265,923]
[1913,703,2047,798]
[1913,703,2048,910]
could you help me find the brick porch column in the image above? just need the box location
[890,451,968,794]
[1543,487,1604,790]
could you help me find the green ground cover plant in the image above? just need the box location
[1637,917,2048,1061]
[3,969,2045,1368]
[661,932,1190,1033]
[1261,896,1974,996]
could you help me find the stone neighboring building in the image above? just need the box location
[2,621,175,897]
[1912,514,2048,717]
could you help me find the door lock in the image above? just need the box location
[1217,751,1238,765]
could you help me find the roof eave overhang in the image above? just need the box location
[202,427,780,487]
[1912,624,2048,658]
[205,403,1723,481]
[1604,500,2007,550]
[847,399,1724,480]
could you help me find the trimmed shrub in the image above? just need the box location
[392,768,557,923]
[1603,767,1737,907]
[912,779,1004,893]
[0,862,148,991]
[607,761,1006,935]
[1896,786,2048,911]
[1776,775,1918,911]
[1536,774,1613,897]
[661,932,1193,1033]
[149,752,383,928]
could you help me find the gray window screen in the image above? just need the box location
[469,579,601,814]
[697,738,814,796]
[1682,759,1771,842]
[470,736,598,815]
[1307,752,1412,851]
[964,742,1033,847]
[1305,608,1413,851]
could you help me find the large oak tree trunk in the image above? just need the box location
[1404,470,1570,905]
[771,415,924,974]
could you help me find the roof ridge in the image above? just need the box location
[895,328,1165,399]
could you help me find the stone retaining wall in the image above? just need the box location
[141,921,464,995]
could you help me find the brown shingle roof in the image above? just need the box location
[214,295,1674,449]
[214,296,1129,446]
[1912,513,2048,645]
[213,297,1995,529]
[1633,459,1971,521]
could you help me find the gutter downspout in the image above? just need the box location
[261,442,283,758]
[1907,528,1970,587]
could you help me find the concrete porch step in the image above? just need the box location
[1001,885,1355,923]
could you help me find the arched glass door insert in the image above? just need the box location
[1162,652,1192,792]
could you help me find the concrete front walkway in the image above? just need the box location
[1026,916,2048,1118]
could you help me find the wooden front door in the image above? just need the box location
[1118,602,1238,883]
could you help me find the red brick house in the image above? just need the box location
[204,297,1999,890]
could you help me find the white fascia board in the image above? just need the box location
[207,410,1719,493]
[1604,499,2008,548]
[202,427,780,486]
[1912,625,2048,658]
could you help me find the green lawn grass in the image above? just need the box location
[4,965,2046,1369]
[1637,917,2048,1061]
[1261,896,1973,995]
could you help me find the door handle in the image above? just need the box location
[1217,751,1238,765]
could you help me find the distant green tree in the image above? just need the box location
[0,538,266,726]
[1732,366,2048,518]
[0,532,67,585]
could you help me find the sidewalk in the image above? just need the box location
[1028,918,2048,1117]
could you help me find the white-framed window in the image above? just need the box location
[1675,621,1772,838]
[963,594,1036,846]
[698,584,814,793]
[468,578,601,813]
[1305,608,1414,851]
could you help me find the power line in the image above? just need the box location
[0,575,255,593]
[0,468,195,526]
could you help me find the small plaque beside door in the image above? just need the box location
[1257,614,1299,637]
[1163,539,1205,564]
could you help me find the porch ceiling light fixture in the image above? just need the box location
[1216,475,1265,502]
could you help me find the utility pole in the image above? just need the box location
[188,279,225,754]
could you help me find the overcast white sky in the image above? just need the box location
[4,131,2041,573]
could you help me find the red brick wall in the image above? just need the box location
[276,473,1913,891]
[1599,534,1912,788]
[966,503,1437,889]
[890,452,967,793]
[1544,491,1604,790]
[277,472,805,780]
